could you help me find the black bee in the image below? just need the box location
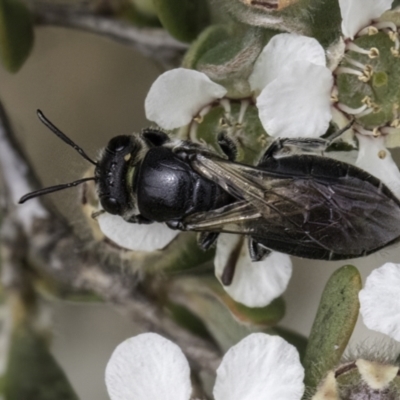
[20,110,400,264]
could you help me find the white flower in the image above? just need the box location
[144,1,395,139]
[215,234,292,308]
[249,34,333,138]
[97,213,179,252]
[356,135,400,199]
[105,333,192,400]
[145,34,333,139]
[359,263,400,341]
[145,68,227,130]
[339,0,393,39]
[105,332,305,400]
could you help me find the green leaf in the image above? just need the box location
[0,0,34,72]
[153,0,210,43]
[303,265,361,392]
[4,324,79,400]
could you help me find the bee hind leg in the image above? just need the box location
[259,137,328,163]
[248,237,271,262]
[197,232,219,250]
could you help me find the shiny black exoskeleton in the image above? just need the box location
[94,129,233,228]
[135,146,233,223]
[19,111,400,273]
[95,135,134,216]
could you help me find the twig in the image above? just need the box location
[31,1,188,69]
[0,100,221,373]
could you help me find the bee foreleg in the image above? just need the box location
[247,237,271,262]
[126,214,153,224]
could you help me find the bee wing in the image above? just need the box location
[189,153,400,260]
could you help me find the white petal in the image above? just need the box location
[257,61,333,138]
[97,213,179,251]
[213,333,304,400]
[105,333,192,400]
[215,234,292,307]
[359,263,400,341]
[145,68,227,129]
[356,135,400,198]
[249,33,326,93]
[339,0,393,39]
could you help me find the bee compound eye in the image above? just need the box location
[101,196,122,215]
[107,135,131,153]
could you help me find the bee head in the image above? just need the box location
[95,134,145,216]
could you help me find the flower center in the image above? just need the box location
[332,22,400,137]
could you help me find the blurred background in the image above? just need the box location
[1,25,399,400]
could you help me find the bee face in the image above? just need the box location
[95,135,143,216]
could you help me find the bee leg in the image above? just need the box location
[141,128,170,147]
[217,131,238,161]
[126,214,153,224]
[260,139,285,161]
[197,232,219,250]
[166,220,185,230]
[248,237,271,262]
[324,119,355,144]
[259,137,328,163]
[91,209,106,219]
[260,121,355,163]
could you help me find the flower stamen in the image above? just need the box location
[330,86,339,103]
[220,99,231,116]
[382,126,399,135]
[391,119,400,128]
[378,149,387,159]
[238,99,250,124]
[356,108,374,118]
[345,56,368,70]
[357,26,379,36]
[335,66,363,77]
[219,116,230,128]
[359,65,374,82]
[189,121,199,142]
[354,124,382,137]
[345,43,379,59]
[337,103,367,115]
[331,94,339,103]
[389,31,400,57]
[373,21,398,32]
[362,96,380,112]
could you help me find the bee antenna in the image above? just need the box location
[37,110,97,166]
[18,177,96,204]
